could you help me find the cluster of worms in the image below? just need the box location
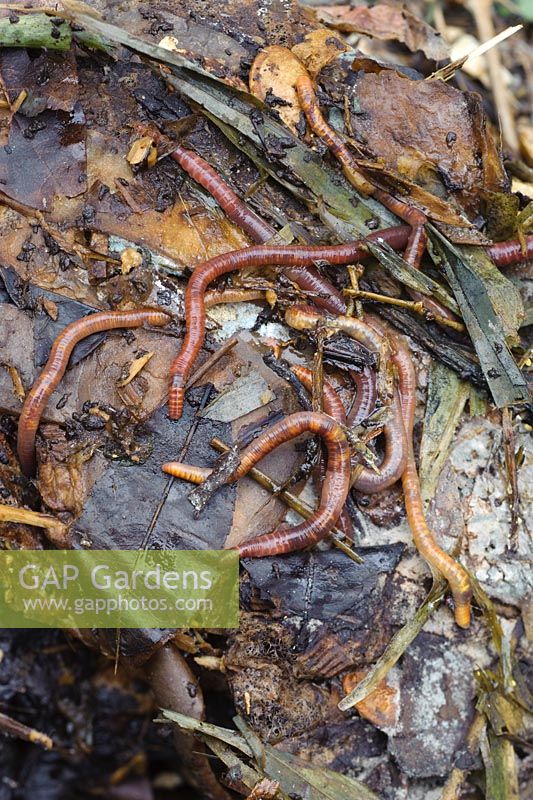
[15,57,533,631]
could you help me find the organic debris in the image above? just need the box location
[0,1,531,798]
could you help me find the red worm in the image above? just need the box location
[290,364,354,539]
[347,367,378,425]
[290,364,347,423]
[17,308,172,477]
[149,128,275,244]
[144,125,347,315]
[141,125,529,287]
[294,77,531,274]
[285,306,407,492]
[294,74,464,326]
[367,316,472,628]
[486,234,533,267]
[163,411,351,556]
[167,226,409,419]
[295,75,427,263]
[163,365,355,539]
[204,288,269,307]
[289,307,472,625]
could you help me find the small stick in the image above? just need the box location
[347,264,364,318]
[440,712,486,800]
[0,711,53,750]
[0,503,69,547]
[343,289,466,332]
[186,335,239,389]
[210,436,363,563]
[469,3,519,153]
[339,580,447,710]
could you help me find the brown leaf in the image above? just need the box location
[342,669,399,729]
[316,3,449,61]
[249,45,308,133]
[347,69,508,222]
[126,136,154,166]
[0,107,87,210]
[42,297,59,320]
[0,50,79,116]
[291,28,348,76]
[119,246,143,274]
[117,352,154,387]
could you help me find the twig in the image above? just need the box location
[187,336,239,388]
[0,712,53,750]
[468,2,520,152]
[0,503,69,547]
[342,288,465,332]
[440,712,486,800]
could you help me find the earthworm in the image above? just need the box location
[204,288,269,307]
[17,308,172,477]
[163,411,351,556]
[285,306,407,492]
[167,116,533,275]
[366,316,472,628]
[486,234,533,267]
[148,128,275,243]
[167,226,409,418]
[145,125,346,315]
[290,364,347,422]
[295,75,427,264]
[289,364,354,538]
[294,75,463,324]
[347,367,377,425]
[290,307,472,624]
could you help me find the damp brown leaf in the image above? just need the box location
[316,3,449,61]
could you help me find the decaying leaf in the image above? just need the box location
[126,136,154,166]
[198,373,275,423]
[248,45,308,133]
[159,711,381,799]
[0,12,71,50]
[419,362,469,503]
[316,4,449,61]
[291,28,348,76]
[338,581,447,711]
[119,246,143,274]
[429,229,529,408]
[117,352,154,387]
[346,69,509,223]
[0,108,87,210]
[244,778,280,800]
[41,297,59,320]
[342,670,399,729]
[483,733,520,800]
[0,50,79,116]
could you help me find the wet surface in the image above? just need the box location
[71,402,235,552]
[242,544,404,620]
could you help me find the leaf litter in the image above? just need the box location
[0,1,531,798]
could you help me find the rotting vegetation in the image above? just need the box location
[0,1,532,798]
